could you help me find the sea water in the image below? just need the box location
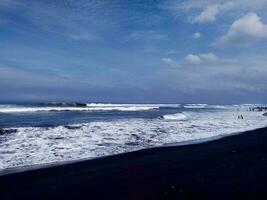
[0,103,266,170]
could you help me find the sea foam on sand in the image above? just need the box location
[0,105,266,170]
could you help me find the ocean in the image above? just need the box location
[0,103,266,171]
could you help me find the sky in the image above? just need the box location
[0,0,267,103]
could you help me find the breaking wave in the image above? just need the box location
[183,104,207,109]
[0,103,233,114]
[0,105,159,113]
[161,113,187,120]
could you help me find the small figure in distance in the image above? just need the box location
[238,115,243,119]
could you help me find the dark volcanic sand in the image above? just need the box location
[1,127,267,200]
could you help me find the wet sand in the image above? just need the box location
[1,127,267,199]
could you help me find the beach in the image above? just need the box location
[1,0,267,199]
[1,127,267,199]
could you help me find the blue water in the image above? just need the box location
[0,103,266,170]
[0,103,215,128]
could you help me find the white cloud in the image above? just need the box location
[219,12,267,45]
[185,53,218,64]
[185,54,202,64]
[193,4,219,23]
[162,57,175,66]
[193,32,202,39]
[199,53,218,62]
[163,0,267,25]
[193,2,233,23]
[163,53,218,67]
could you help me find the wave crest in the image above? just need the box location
[184,104,207,109]
[0,106,158,113]
[161,113,187,120]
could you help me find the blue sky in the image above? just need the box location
[0,0,267,103]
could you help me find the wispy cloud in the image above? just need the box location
[1,0,267,102]
[127,30,167,41]
[66,31,99,41]
[160,54,267,94]
[0,0,119,41]
[193,2,233,24]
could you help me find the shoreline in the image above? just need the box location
[0,126,265,176]
[1,127,267,199]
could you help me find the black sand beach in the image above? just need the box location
[1,127,267,200]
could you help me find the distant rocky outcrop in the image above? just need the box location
[75,103,87,107]
[64,125,82,130]
[41,102,87,107]
[257,107,267,111]
[249,107,267,112]
[0,128,17,135]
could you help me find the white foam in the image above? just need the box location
[162,113,187,120]
[86,103,180,107]
[0,103,184,113]
[0,106,158,113]
[184,104,207,109]
[1,106,267,170]
[206,105,229,109]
